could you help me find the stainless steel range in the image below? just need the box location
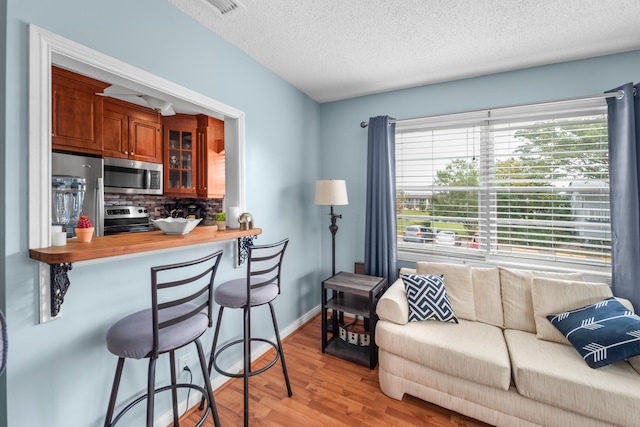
[104,206,151,235]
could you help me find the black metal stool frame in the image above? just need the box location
[104,250,223,427]
[202,239,291,426]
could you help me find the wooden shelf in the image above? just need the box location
[30,227,262,264]
[325,337,370,367]
[326,294,370,318]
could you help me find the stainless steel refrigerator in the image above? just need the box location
[52,152,104,237]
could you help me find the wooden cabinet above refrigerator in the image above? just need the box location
[51,66,109,155]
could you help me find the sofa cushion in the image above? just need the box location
[630,355,640,375]
[505,329,640,426]
[401,274,458,323]
[531,278,613,344]
[471,267,503,328]
[376,278,409,325]
[416,262,475,321]
[547,297,640,368]
[376,318,511,390]
[499,268,583,333]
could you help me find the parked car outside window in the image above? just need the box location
[470,232,479,249]
[402,225,435,243]
[435,230,462,246]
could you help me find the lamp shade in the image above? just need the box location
[315,180,348,206]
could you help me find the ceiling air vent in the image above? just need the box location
[201,0,245,16]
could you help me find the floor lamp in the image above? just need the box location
[315,180,349,331]
[315,179,349,276]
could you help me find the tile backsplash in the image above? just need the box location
[104,194,223,225]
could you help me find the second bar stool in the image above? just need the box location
[205,238,291,426]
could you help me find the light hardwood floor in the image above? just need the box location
[182,315,491,426]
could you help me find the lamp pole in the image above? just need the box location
[328,205,344,327]
[329,205,341,276]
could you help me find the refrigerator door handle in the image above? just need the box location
[95,177,105,237]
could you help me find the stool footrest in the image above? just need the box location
[109,383,211,427]
[213,337,280,379]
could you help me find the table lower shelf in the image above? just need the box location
[324,336,373,368]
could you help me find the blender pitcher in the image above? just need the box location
[52,175,86,237]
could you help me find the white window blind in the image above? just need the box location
[396,99,611,269]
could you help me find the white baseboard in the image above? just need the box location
[155,304,321,426]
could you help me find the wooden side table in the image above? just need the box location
[321,272,388,369]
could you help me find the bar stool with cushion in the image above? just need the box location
[104,250,223,427]
[204,238,291,426]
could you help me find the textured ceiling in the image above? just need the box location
[170,0,640,103]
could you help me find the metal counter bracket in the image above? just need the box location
[51,263,73,318]
[237,235,257,266]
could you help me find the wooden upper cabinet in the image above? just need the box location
[196,115,225,198]
[163,114,198,197]
[102,99,128,158]
[51,66,109,155]
[102,98,162,163]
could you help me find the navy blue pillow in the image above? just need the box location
[547,297,640,368]
[401,274,458,323]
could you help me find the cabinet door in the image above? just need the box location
[129,114,162,163]
[163,115,197,197]
[51,67,108,155]
[102,101,129,159]
[196,115,225,198]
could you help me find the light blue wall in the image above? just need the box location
[318,51,640,274]
[3,1,321,426]
[3,0,640,426]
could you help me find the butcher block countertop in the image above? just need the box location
[29,227,262,264]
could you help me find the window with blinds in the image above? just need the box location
[396,98,611,269]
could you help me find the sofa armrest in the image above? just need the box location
[376,278,409,325]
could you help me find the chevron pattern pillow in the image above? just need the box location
[401,274,458,323]
[547,297,640,368]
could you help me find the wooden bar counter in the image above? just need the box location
[30,226,262,264]
[32,226,262,319]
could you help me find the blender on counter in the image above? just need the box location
[51,175,86,237]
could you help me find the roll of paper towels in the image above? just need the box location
[228,206,240,229]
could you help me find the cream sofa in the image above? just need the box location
[375,262,640,427]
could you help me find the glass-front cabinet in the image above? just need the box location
[163,115,198,197]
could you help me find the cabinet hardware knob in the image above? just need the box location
[124,151,128,155]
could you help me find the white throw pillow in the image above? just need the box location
[531,278,613,344]
[416,262,475,321]
[500,268,583,333]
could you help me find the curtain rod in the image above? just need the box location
[359,90,624,128]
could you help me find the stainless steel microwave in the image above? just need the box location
[104,157,163,195]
